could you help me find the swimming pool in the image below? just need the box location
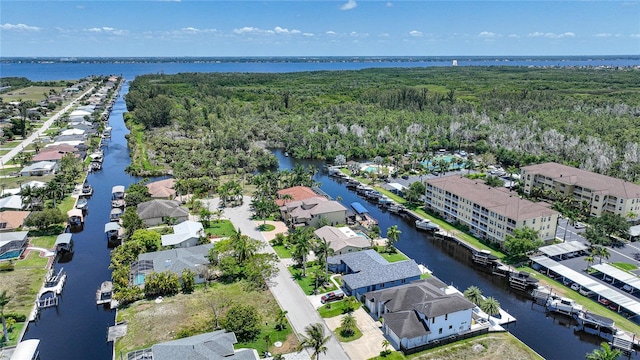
[133,273,146,286]
[420,155,465,171]
[0,249,24,260]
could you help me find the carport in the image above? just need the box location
[531,255,640,319]
[538,241,588,260]
[591,263,640,294]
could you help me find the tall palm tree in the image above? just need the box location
[231,228,257,263]
[386,225,401,251]
[593,246,611,264]
[585,342,621,360]
[297,323,330,360]
[275,309,288,330]
[480,296,501,320]
[463,286,483,306]
[0,290,11,342]
[315,238,334,282]
[340,313,357,336]
[584,254,595,271]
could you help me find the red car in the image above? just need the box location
[321,291,345,304]
[598,298,611,306]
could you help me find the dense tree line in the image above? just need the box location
[124,67,640,182]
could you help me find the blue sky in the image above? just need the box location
[1,1,639,57]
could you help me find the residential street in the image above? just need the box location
[204,197,351,360]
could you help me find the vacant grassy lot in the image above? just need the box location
[289,265,337,295]
[407,333,543,360]
[115,281,297,356]
[2,86,66,103]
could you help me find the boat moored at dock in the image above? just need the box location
[415,219,439,231]
[111,185,125,208]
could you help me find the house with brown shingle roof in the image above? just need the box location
[521,162,640,221]
[146,178,176,199]
[0,211,30,232]
[425,175,559,244]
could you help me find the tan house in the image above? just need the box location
[0,211,30,232]
[425,176,559,245]
[521,162,640,221]
[146,178,176,199]
[314,225,371,255]
[279,197,347,228]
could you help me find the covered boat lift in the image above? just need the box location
[54,233,73,253]
[350,202,377,227]
[9,339,40,360]
[104,222,124,243]
[531,255,640,319]
[67,208,83,226]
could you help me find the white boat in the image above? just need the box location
[546,296,583,315]
[415,219,439,231]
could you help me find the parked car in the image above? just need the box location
[401,174,409,180]
[574,222,587,229]
[598,298,611,306]
[321,291,345,304]
[622,284,634,292]
[570,283,580,291]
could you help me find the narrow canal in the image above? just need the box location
[271,149,637,360]
[22,83,139,360]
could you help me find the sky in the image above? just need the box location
[1,1,639,57]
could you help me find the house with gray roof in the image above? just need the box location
[364,278,476,352]
[137,199,190,226]
[279,197,347,228]
[0,231,28,259]
[130,243,213,286]
[314,225,371,255]
[127,330,259,360]
[327,249,421,298]
[161,220,204,248]
[20,161,58,176]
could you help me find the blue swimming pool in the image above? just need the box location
[0,249,23,260]
[420,155,465,171]
[133,273,146,286]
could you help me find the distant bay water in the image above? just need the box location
[1,56,639,81]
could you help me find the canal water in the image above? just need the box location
[22,83,141,360]
[270,149,638,360]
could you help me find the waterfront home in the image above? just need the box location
[31,149,79,163]
[127,330,259,360]
[276,185,321,206]
[137,199,190,226]
[161,220,205,248]
[0,195,24,211]
[521,162,640,221]
[146,178,176,199]
[364,278,476,352]
[279,197,347,228]
[0,210,30,232]
[0,230,28,260]
[314,225,371,255]
[20,161,58,176]
[327,249,422,298]
[130,244,213,286]
[424,175,559,246]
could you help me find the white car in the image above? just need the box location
[574,222,587,229]
[570,283,580,291]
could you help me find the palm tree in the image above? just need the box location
[386,225,401,252]
[231,228,257,263]
[584,254,595,271]
[593,246,611,264]
[315,238,334,283]
[585,342,621,360]
[291,228,313,276]
[463,286,483,306]
[344,296,359,313]
[480,296,501,320]
[297,323,330,360]
[0,290,11,343]
[381,339,391,355]
[340,312,357,337]
[275,309,288,330]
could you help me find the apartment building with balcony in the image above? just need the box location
[521,162,640,220]
[424,176,559,245]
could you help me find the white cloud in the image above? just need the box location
[303,33,314,37]
[507,34,520,38]
[0,23,42,31]
[478,31,499,39]
[233,27,273,35]
[409,30,423,37]
[273,26,301,35]
[326,31,337,35]
[528,31,575,39]
[595,33,612,38]
[386,2,393,7]
[630,33,640,38]
[340,0,357,11]
[178,27,216,34]
[379,33,390,38]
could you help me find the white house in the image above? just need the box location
[279,197,347,228]
[364,278,476,352]
[20,161,58,176]
[161,221,204,248]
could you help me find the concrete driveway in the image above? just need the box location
[324,308,386,360]
[205,196,350,360]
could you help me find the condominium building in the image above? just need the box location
[425,176,559,245]
[521,162,640,219]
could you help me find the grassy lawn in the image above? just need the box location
[14,251,49,269]
[0,266,48,317]
[115,281,298,357]
[405,333,543,360]
[318,301,361,318]
[0,322,26,347]
[369,351,406,360]
[272,244,293,259]
[378,250,409,263]
[2,86,66,102]
[204,220,236,238]
[288,265,337,295]
[518,267,640,334]
[57,196,76,214]
[257,223,276,232]
[336,326,363,342]
[0,174,56,189]
[612,262,638,271]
